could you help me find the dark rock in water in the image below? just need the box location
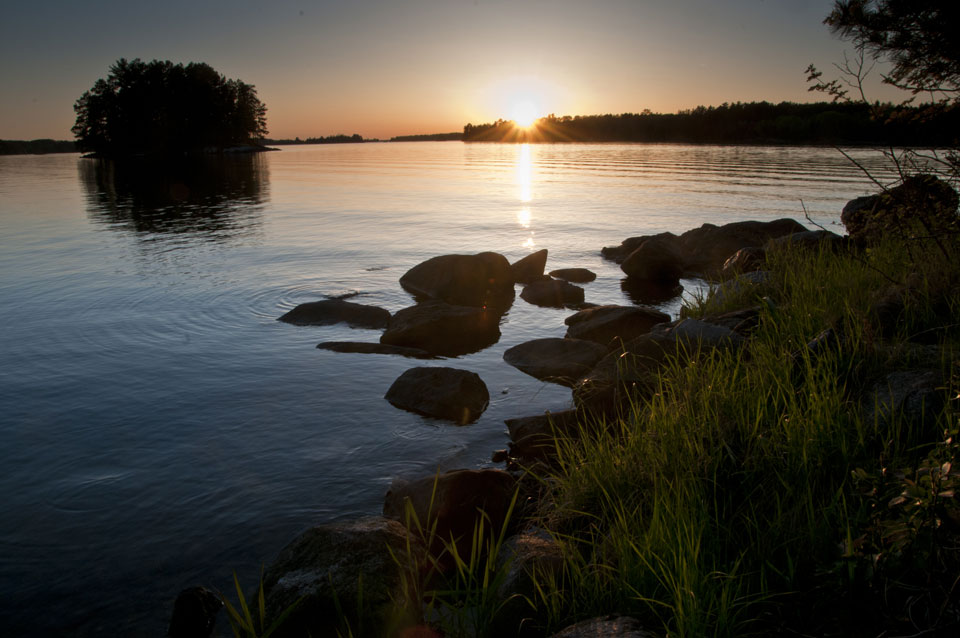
[316,341,434,358]
[503,338,607,386]
[277,299,390,329]
[564,305,670,350]
[385,366,489,424]
[620,234,685,284]
[384,469,517,559]
[506,409,581,464]
[520,279,585,308]
[620,277,683,305]
[511,249,549,284]
[399,251,514,308]
[602,232,678,264]
[549,267,596,283]
[380,300,501,357]
[721,246,766,279]
[549,615,656,638]
[841,175,959,244]
[167,586,222,638]
[262,517,423,638]
[677,218,806,276]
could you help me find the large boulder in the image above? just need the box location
[503,338,608,386]
[399,252,514,308]
[841,175,959,244]
[505,409,582,465]
[385,366,489,424]
[380,300,501,357]
[620,234,685,284]
[549,268,596,283]
[511,249,549,284]
[564,305,670,350]
[520,279,585,308]
[383,469,517,558]
[602,232,678,264]
[277,299,391,329]
[261,517,423,638]
[316,341,434,358]
[677,218,806,276]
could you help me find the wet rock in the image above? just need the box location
[399,252,514,308]
[506,409,582,464]
[380,300,501,357]
[385,366,489,424]
[520,279,585,308]
[316,341,434,358]
[564,305,670,350]
[549,615,657,638]
[503,338,607,386]
[262,517,423,638]
[602,232,678,264]
[841,175,959,244]
[549,268,597,283]
[277,299,390,329]
[620,234,685,284]
[383,469,517,558]
[620,278,684,305]
[167,586,222,638]
[511,249,549,284]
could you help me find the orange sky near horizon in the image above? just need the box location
[0,0,905,141]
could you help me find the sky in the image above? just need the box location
[0,0,905,141]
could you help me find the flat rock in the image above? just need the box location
[262,517,423,637]
[380,300,501,357]
[549,267,596,283]
[503,338,608,386]
[564,305,670,349]
[511,249,549,283]
[277,298,390,329]
[316,341,434,358]
[399,252,514,308]
[520,279,585,308]
[385,366,489,424]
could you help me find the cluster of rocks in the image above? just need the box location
[171,176,959,637]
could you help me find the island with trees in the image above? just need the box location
[71,58,269,158]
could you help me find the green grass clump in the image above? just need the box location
[530,238,959,636]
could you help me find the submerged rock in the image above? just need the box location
[511,249,549,284]
[277,299,390,329]
[503,338,607,386]
[385,366,489,424]
[399,252,514,308]
[380,300,501,357]
[316,341,434,358]
[549,267,596,283]
[520,279,585,308]
[564,305,670,350]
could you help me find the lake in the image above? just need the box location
[0,142,893,635]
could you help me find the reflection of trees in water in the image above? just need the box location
[80,154,268,239]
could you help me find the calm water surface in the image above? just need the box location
[0,143,892,635]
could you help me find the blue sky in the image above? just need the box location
[0,0,902,140]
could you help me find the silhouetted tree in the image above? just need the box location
[72,59,268,157]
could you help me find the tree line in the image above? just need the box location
[264,134,364,145]
[463,101,960,145]
[72,58,268,158]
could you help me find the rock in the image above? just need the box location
[520,279,585,308]
[385,367,489,424]
[862,369,947,437]
[262,517,423,638]
[564,305,671,350]
[505,410,581,464]
[316,341,434,358]
[659,318,746,351]
[720,246,766,279]
[549,268,597,283]
[620,234,685,284]
[277,299,390,329]
[769,229,846,252]
[383,469,517,558]
[549,615,657,638]
[841,175,959,243]
[677,218,806,276]
[511,249,549,284]
[380,300,501,357]
[399,252,514,308]
[167,586,222,638]
[503,338,608,386]
[704,271,772,311]
[490,530,565,635]
[700,306,763,336]
[602,232,678,264]
[620,278,684,305]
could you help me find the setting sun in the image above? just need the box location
[511,100,539,128]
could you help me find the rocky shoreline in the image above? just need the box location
[169,176,959,637]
